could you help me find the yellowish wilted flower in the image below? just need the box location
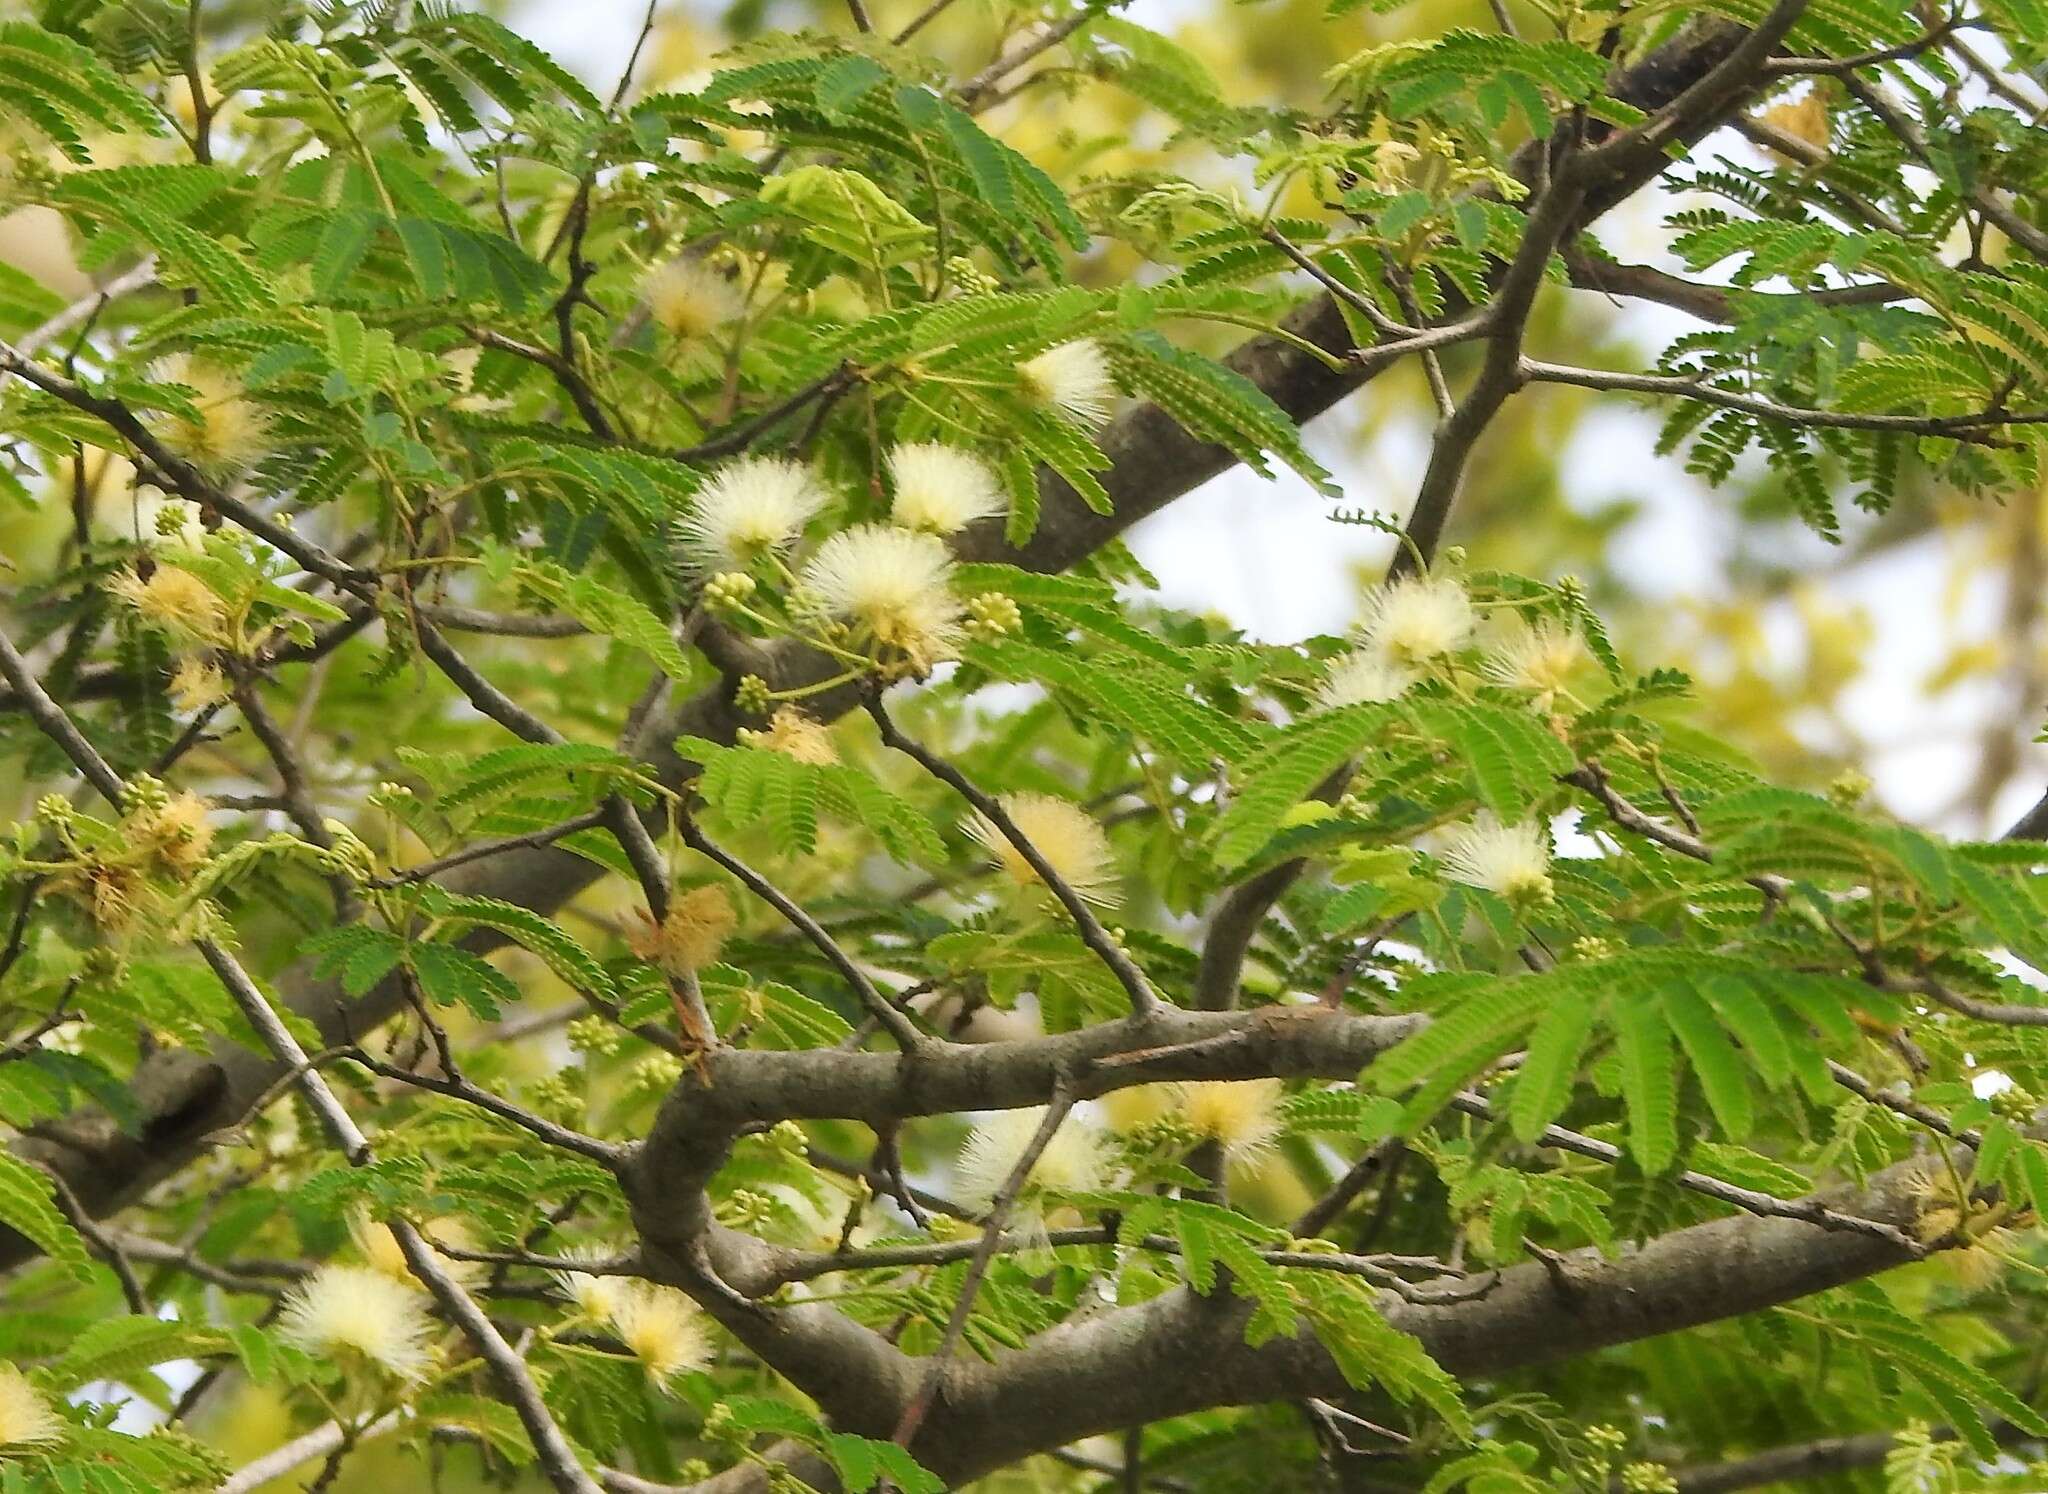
[1097,1083,1179,1134]
[609,1282,713,1382]
[644,257,745,340]
[168,658,228,714]
[798,524,964,673]
[108,564,229,646]
[278,1264,436,1380]
[1439,813,1553,904]
[148,353,271,473]
[1484,618,1589,706]
[1759,92,1830,154]
[1181,1079,1285,1163]
[553,1250,633,1322]
[627,883,739,977]
[965,791,1117,907]
[678,457,829,571]
[887,441,1006,535]
[737,705,839,765]
[1948,1226,2015,1290]
[1018,339,1117,428]
[0,1365,59,1449]
[956,1106,1110,1209]
[1318,645,1419,709]
[1361,574,1473,668]
[78,860,145,933]
[133,789,215,876]
[349,1212,488,1292]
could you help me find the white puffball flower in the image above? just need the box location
[1181,1078,1286,1163]
[1361,574,1475,668]
[1098,1082,1179,1134]
[1484,618,1590,706]
[1317,645,1420,709]
[678,456,829,572]
[277,1264,436,1381]
[644,257,745,340]
[1018,339,1117,428]
[887,441,1006,535]
[608,1282,713,1383]
[964,791,1118,907]
[147,352,271,474]
[0,1365,60,1448]
[798,523,965,672]
[552,1248,632,1323]
[955,1105,1110,1210]
[1439,812,1553,905]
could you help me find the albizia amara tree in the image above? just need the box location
[5,0,2048,1490]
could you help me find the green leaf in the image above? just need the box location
[1212,705,1390,869]
[0,1152,89,1279]
[1509,996,1597,1140]
[408,942,521,1020]
[1612,995,1681,1174]
[419,887,618,1001]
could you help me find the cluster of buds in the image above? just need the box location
[631,1053,684,1094]
[702,571,757,612]
[567,1015,623,1057]
[1828,767,1874,808]
[720,1188,780,1231]
[1991,1083,2038,1124]
[1618,1463,1678,1494]
[965,591,1022,640]
[734,673,772,715]
[525,1074,584,1125]
[945,255,1002,294]
[1584,1425,1628,1458]
[1566,935,1615,963]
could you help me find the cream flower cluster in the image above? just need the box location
[1438,811,1554,905]
[677,444,1021,679]
[964,791,1119,908]
[0,1364,60,1448]
[644,257,746,341]
[147,352,271,474]
[552,1256,713,1385]
[278,1264,437,1380]
[1099,1079,1285,1164]
[798,523,965,674]
[1018,339,1118,428]
[1316,573,1472,710]
[1317,571,1590,716]
[955,1105,1111,1210]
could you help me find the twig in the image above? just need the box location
[369,810,609,889]
[467,327,618,439]
[892,1079,1076,1446]
[958,7,1105,106]
[675,808,928,1049]
[0,341,370,591]
[1519,358,2043,442]
[867,695,1160,1018]
[347,1047,629,1168]
[673,365,857,463]
[14,259,159,359]
[1450,1092,1924,1250]
[1389,167,1587,578]
[417,604,588,638]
